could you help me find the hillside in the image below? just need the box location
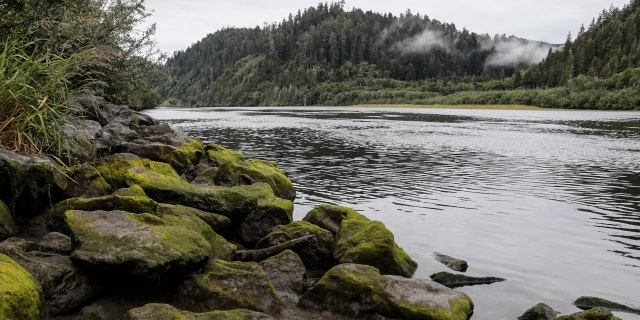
[159,2,556,107]
[159,1,640,109]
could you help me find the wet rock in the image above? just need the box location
[334,215,417,277]
[176,260,282,316]
[556,307,618,320]
[239,195,294,245]
[302,204,362,235]
[518,303,558,320]
[430,271,505,288]
[64,210,211,278]
[0,253,45,320]
[38,232,73,254]
[0,237,98,316]
[259,250,307,303]
[156,203,231,237]
[125,303,277,320]
[575,296,640,315]
[215,158,296,201]
[257,221,335,270]
[434,252,468,272]
[0,199,16,240]
[299,263,473,320]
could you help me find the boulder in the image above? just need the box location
[38,232,73,254]
[125,303,277,320]
[0,253,45,320]
[259,250,307,303]
[0,199,16,240]
[574,296,640,315]
[334,217,417,277]
[204,144,246,167]
[434,252,468,272]
[176,260,282,316]
[302,204,362,235]
[62,164,112,199]
[215,158,296,201]
[518,303,558,320]
[0,237,98,316]
[257,221,335,270]
[556,307,618,320]
[52,193,158,216]
[113,139,204,174]
[64,210,211,278]
[239,195,294,245]
[430,272,505,288]
[156,203,231,237]
[298,263,473,320]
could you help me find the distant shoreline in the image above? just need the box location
[349,104,549,110]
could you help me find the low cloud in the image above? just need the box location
[484,37,558,67]
[395,28,450,53]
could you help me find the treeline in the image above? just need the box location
[160,0,640,110]
[0,0,160,157]
[159,2,553,107]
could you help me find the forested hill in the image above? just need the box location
[158,2,556,107]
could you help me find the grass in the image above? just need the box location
[350,104,548,110]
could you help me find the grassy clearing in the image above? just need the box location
[350,104,550,110]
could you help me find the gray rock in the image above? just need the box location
[0,237,98,316]
[299,263,473,320]
[156,203,231,237]
[62,164,112,199]
[0,200,16,240]
[239,196,293,245]
[518,303,558,320]
[38,232,72,254]
[259,250,307,303]
[176,260,283,316]
[302,204,362,235]
[575,296,640,315]
[434,252,468,272]
[556,307,617,320]
[125,303,277,320]
[430,271,505,288]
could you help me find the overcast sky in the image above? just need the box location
[144,0,630,55]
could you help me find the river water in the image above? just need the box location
[145,107,640,319]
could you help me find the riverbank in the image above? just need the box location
[351,103,550,110]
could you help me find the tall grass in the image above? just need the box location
[0,40,73,158]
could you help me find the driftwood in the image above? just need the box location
[234,235,316,262]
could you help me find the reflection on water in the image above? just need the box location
[146,107,640,319]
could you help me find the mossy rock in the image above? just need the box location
[302,204,365,235]
[430,272,505,288]
[334,218,417,277]
[299,263,473,320]
[257,221,335,270]
[205,144,246,167]
[0,199,17,240]
[215,159,296,201]
[53,194,158,216]
[125,303,277,320]
[159,212,236,261]
[259,250,307,302]
[176,260,282,316]
[114,139,204,174]
[96,153,183,189]
[156,203,231,237]
[0,253,45,320]
[62,164,113,199]
[574,296,640,315]
[112,185,148,197]
[64,210,211,278]
[556,307,620,320]
[518,303,558,320]
[238,194,294,245]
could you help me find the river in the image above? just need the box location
[145,107,640,319]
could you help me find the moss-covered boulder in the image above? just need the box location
[334,217,417,277]
[64,210,211,278]
[176,260,282,316]
[0,199,16,240]
[215,158,296,201]
[574,296,640,315]
[299,263,473,320]
[556,307,619,320]
[95,154,270,220]
[62,164,112,199]
[259,250,307,303]
[257,221,335,270]
[518,303,558,320]
[114,139,204,174]
[0,237,98,316]
[302,204,362,235]
[125,303,277,320]
[239,195,294,245]
[0,253,45,320]
[156,203,231,237]
[205,144,246,167]
[53,194,158,216]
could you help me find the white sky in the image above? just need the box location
[144,0,631,55]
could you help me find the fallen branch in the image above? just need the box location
[234,235,316,262]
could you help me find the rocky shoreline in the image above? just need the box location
[0,97,634,320]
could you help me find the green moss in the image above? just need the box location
[156,203,231,236]
[335,218,417,277]
[112,185,148,197]
[52,194,158,218]
[64,164,112,198]
[0,253,44,320]
[95,154,183,189]
[391,293,474,320]
[0,199,17,239]
[303,204,367,235]
[125,303,276,320]
[160,213,236,261]
[216,159,296,200]
[205,144,246,167]
[556,307,619,320]
[179,139,205,164]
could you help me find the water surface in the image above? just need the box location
[146,107,640,319]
